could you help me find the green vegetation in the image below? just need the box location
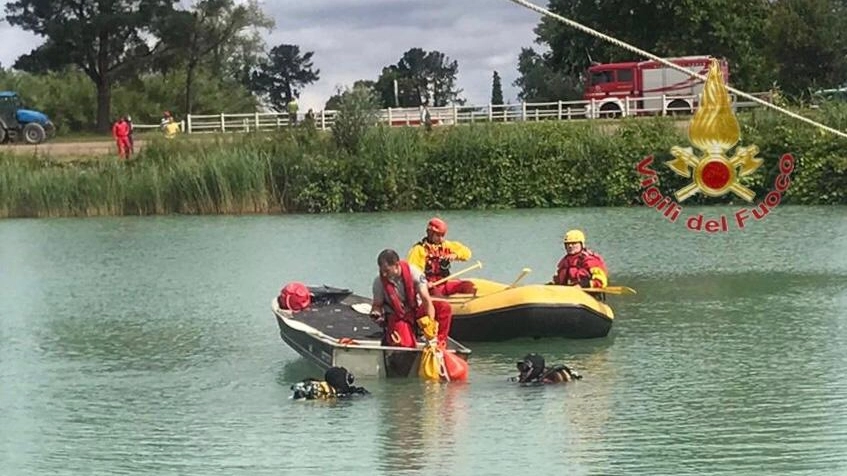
[1,104,845,218]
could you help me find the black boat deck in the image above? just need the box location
[280,286,468,351]
[288,286,383,341]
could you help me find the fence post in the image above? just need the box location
[662,94,667,115]
[254,112,260,131]
[452,104,458,125]
[276,115,281,129]
[488,103,493,122]
[220,112,226,132]
[624,97,630,117]
[320,110,326,130]
[590,99,596,119]
[558,100,563,120]
[388,107,393,127]
[521,102,526,121]
[186,114,193,133]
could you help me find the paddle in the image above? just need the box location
[430,260,483,287]
[435,267,533,305]
[582,286,637,296]
[508,267,532,288]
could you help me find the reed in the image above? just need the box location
[1,109,845,218]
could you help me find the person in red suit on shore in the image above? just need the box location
[112,116,132,160]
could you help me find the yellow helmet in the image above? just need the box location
[563,229,585,244]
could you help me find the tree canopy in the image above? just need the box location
[5,0,181,131]
[491,71,504,105]
[514,0,847,100]
[373,48,464,108]
[247,44,320,112]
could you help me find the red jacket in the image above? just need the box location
[555,249,608,288]
[381,261,418,323]
[112,120,130,139]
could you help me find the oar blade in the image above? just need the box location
[582,286,637,296]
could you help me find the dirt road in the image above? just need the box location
[0,140,140,159]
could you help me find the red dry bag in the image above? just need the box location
[279,282,311,311]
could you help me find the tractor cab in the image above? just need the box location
[0,91,55,144]
[0,92,22,128]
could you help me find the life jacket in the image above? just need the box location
[279,282,311,311]
[555,249,607,287]
[419,239,451,280]
[381,261,418,322]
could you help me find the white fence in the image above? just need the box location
[156,92,774,135]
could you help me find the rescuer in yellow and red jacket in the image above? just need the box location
[552,229,609,289]
[407,217,476,296]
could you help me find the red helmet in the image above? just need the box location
[427,217,447,235]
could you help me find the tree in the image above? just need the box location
[491,71,504,105]
[5,0,179,132]
[374,48,464,108]
[248,44,320,111]
[325,80,375,110]
[513,48,582,102]
[164,0,274,114]
[765,0,847,95]
[331,83,381,154]
[518,0,774,98]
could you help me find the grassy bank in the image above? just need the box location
[1,107,846,218]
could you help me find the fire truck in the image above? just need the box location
[582,55,729,118]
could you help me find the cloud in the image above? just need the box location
[0,0,542,110]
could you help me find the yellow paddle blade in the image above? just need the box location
[582,286,637,296]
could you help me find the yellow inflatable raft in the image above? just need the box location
[441,278,615,341]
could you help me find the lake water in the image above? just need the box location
[1,206,846,475]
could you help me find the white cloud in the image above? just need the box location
[0,0,541,110]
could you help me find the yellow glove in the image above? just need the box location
[416,315,438,341]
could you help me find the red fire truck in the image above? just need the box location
[582,55,729,118]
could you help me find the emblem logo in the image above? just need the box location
[635,58,795,233]
[665,60,763,202]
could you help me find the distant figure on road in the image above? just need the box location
[304,108,316,129]
[112,116,131,160]
[162,114,181,140]
[287,97,299,125]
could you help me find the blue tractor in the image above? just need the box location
[0,91,55,144]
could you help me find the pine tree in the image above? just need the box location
[491,71,504,105]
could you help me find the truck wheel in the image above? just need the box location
[599,103,622,118]
[23,123,46,144]
[666,99,692,116]
[0,127,6,144]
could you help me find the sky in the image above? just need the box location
[0,0,543,111]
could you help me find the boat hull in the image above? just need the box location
[273,286,471,378]
[444,279,615,341]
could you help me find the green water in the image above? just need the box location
[1,206,846,475]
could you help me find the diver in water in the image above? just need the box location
[291,366,370,400]
[513,353,582,384]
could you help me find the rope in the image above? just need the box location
[506,0,847,139]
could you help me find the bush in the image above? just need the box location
[1,106,845,217]
[330,84,381,154]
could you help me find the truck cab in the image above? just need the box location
[583,56,730,118]
[0,91,55,144]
